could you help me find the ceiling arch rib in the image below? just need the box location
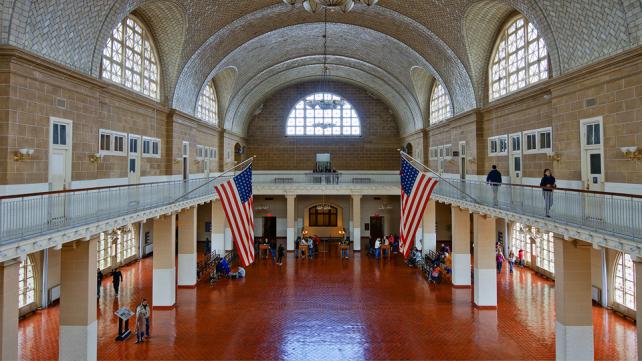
[226,57,421,136]
[173,4,475,115]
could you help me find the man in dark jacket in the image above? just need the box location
[112,268,123,296]
[97,268,103,298]
[486,165,502,206]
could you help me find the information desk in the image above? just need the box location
[259,244,270,259]
[380,244,391,260]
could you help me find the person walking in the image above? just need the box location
[112,268,123,296]
[97,268,103,299]
[134,300,148,343]
[518,248,525,267]
[508,250,516,274]
[375,237,382,260]
[294,237,300,259]
[496,251,504,273]
[277,244,285,266]
[486,165,502,206]
[308,237,314,259]
[540,168,557,217]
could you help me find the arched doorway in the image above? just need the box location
[405,142,413,157]
[234,142,244,163]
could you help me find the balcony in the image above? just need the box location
[0,170,641,262]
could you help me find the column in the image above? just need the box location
[352,195,361,251]
[554,237,593,361]
[0,260,19,361]
[451,206,471,287]
[635,258,642,361]
[473,213,496,308]
[422,200,436,255]
[177,207,197,288]
[224,223,233,251]
[59,238,98,361]
[286,195,296,251]
[153,214,176,309]
[211,200,225,255]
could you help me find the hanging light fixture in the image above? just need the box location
[283,0,378,14]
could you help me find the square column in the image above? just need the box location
[59,238,98,361]
[224,223,233,251]
[286,195,296,251]
[211,200,225,255]
[554,237,593,361]
[153,214,176,309]
[451,206,471,287]
[0,260,19,361]
[422,200,436,255]
[473,214,497,308]
[352,195,361,251]
[178,207,197,288]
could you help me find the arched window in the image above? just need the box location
[429,82,452,125]
[101,15,159,100]
[511,223,531,262]
[614,253,636,310]
[489,15,548,101]
[196,81,218,125]
[97,232,112,270]
[286,93,360,136]
[18,257,35,308]
[533,229,554,274]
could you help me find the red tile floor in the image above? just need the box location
[19,252,637,360]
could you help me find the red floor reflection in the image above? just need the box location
[18,253,637,360]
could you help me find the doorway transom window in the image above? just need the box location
[286,93,360,136]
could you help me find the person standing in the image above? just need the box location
[518,248,525,267]
[486,165,502,206]
[138,298,151,338]
[508,250,516,274]
[496,251,504,273]
[294,237,300,259]
[96,268,103,299]
[112,268,123,296]
[375,238,381,260]
[134,300,147,343]
[277,244,285,266]
[308,237,314,259]
[540,168,557,217]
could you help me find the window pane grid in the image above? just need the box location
[101,16,158,100]
[196,81,218,125]
[18,257,35,308]
[430,82,452,125]
[615,253,636,310]
[286,93,360,137]
[490,16,548,100]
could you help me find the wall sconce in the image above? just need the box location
[13,148,34,161]
[621,146,641,161]
[547,151,561,162]
[88,153,103,163]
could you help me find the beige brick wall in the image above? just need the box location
[246,81,400,171]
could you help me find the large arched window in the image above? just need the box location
[196,81,218,125]
[614,253,636,310]
[286,93,360,136]
[511,223,531,262]
[489,15,549,100]
[309,206,338,227]
[18,257,35,308]
[429,82,452,125]
[101,15,159,100]
[533,229,554,274]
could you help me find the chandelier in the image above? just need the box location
[316,194,332,211]
[283,0,379,13]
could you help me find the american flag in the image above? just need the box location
[400,156,438,258]
[214,164,255,267]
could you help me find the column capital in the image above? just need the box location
[351,194,362,200]
[285,194,296,200]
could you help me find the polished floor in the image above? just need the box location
[19,252,637,360]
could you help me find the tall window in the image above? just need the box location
[196,81,218,125]
[309,206,338,227]
[102,15,159,99]
[489,15,548,100]
[614,253,636,310]
[286,93,360,136]
[97,233,112,270]
[18,257,35,308]
[429,82,452,125]
[534,230,555,274]
[511,223,531,262]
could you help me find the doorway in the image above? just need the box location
[182,141,189,180]
[580,117,605,221]
[369,216,384,240]
[263,216,276,241]
[128,134,141,184]
[49,118,72,191]
[458,141,466,180]
[508,133,522,184]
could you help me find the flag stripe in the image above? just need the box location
[215,184,250,266]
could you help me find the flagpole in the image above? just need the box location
[398,150,481,204]
[172,156,255,203]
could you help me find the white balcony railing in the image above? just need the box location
[0,170,641,249]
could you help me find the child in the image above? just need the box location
[277,244,285,266]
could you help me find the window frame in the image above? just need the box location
[614,252,636,311]
[18,256,36,308]
[285,92,361,137]
[308,206,338,227]
[488,135,508,156]
[429,147,438,160]
[100,15,160,100]
[488,14,549,101]
[99,129,127,156]
[429,81,453,125]
[196,81,219,125]
[142,136,161,158]
[523,127,552,154]
[444,144,453,159]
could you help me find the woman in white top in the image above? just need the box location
[375,238,381,259]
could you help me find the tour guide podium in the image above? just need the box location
[114,307,135,341]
